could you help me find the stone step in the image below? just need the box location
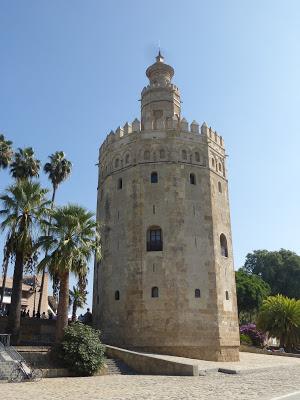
[0,361,16,380]
[105,358,136,375]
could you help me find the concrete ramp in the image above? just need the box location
[105,345,199,376]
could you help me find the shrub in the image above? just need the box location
[58,322,105,376]
[257,295,300,352]
[240,323,266,347]
[240,333,252,345]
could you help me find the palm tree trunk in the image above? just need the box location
[72,301,77,322]
[56,271,69,342]
[0,248,10,307]
[37,186,56,314]
[6,251,23,345]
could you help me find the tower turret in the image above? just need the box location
[141,51,181,130]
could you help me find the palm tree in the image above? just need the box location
[0,134,13,170]
[1,146,39,312]
[38,204,100,342]
[43,151,72,204]
[10,147,40,180]
[0,180,50,344]
[69,285,87,322]
[37,151,72,314]
[257,295,300,352]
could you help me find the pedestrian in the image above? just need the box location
[78,313,84,322]
[41,312,47,319]
[83,308,93,326]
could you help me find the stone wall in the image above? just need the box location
[0,317,56,345]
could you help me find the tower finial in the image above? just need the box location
[156,49,164,63]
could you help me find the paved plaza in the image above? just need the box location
[2,353,300,400]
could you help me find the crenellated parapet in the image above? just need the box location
[100,118,225,154]
[141,82,180,96]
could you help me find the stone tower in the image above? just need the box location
[93,53,240,362]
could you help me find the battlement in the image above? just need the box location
[100,118,224,152]
[141,81,180,95]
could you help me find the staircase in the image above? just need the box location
[0,341,23,380]
[105,358,136,375]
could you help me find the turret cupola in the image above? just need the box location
[141,52,181,130]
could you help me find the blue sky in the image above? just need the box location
[1,1,300,309]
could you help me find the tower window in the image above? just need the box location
[115,158,119,168]
[211,158,215,168]
[219,163,222,172]
[195,289,201,298]
[182,150,187,160]
[147,227,163,251]
[218,182,222,193]
[225,291,229,300]
[160,149,165,159]
[220,234,228,257]
[190,173,196,185]
[195,152,200,162]
[151,172,158,183]
[144,150,150,160]
[125,154,130,164]
[118,178,123,190]
[115,290,120,301]
[151,287,159,298]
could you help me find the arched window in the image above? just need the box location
[144,150,150,160]
[182,150,187,160]
[220,234,228,257]
[218,181,222,193]
[225,291,229,300]
[218,163,222,172]
[190,173,196,185]
[115,290,120,300]
[151,172,158,183]
[117,178,123,190]
[195,152,200,162]
[151,287,159,298]
[147,226,163,251]
[115,158,119,168]
[160,149,165,159]
[195,289,201,298]
[125,154,130,164]
[211,158,215,168]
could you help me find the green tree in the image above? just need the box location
[235,269,270,322]
[69,285,87,322]
[1,146,40,312]
[10,147,40,180]
[0,134,13,170]
[0,181,50,343]
[37,151,72,314]
[257,295,300,352]
[38,205,100,342]
[243,249,300,299]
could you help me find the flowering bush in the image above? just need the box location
[240,323,266,347]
